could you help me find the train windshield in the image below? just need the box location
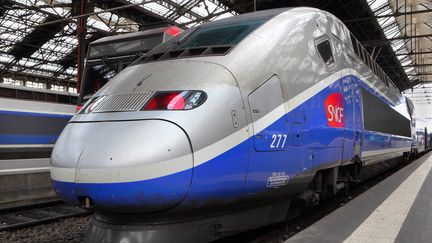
[139,17,269,60]
[88,35,163,59]
[78,27,182,106]
[179,18,268,48]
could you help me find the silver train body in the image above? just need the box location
[51,8,418,241]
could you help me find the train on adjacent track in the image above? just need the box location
[0,26,180,161]
[50,8,431,242]
[0,84,76,160]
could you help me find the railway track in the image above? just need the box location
[0,200,90,231]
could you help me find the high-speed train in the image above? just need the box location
[51,8,425,242]
[0,84,75,160]
[411,118,429,155]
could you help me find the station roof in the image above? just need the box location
[0,0,430,104]
[0,0,236,92]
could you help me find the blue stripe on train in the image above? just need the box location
[0,134,60,144]
[0,110,73,119]
[51,75,413,210]
[0,110,72,145]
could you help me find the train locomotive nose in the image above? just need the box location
[50,120,193,212]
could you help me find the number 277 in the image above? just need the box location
[270,134,287,149]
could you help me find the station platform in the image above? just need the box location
[0,158,50,175]
[0,158,55,207]
[287,151,432,243]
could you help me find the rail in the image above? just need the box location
[0,200,90,231]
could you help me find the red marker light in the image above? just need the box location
[76,105,83,113]
[164,26,182,37]
[144,92,185,110]
[143,91,206,111]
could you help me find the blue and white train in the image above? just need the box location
[50,8,427,242]
[411,117,429,155]
[0,84,75,160]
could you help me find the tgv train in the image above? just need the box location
[51,8,428,242]
[412,117,430,154]
[0,84,75,160]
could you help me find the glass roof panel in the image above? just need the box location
[1,0,237,94]
[30,23,78,61]
[0,8,47,52]
[367,0,420,84]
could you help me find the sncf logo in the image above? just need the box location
[325,93,344,128]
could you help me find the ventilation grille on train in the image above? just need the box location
[93,92,153,113]
[143,45,233,63]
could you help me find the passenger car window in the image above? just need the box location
[316,40,334,66]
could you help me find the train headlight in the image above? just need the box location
[143,91,206,110]
[81,96,106,114]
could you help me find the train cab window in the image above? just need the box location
[179,18,268,48]
[316,39,335,67]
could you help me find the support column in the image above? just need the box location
[72,0,93,93]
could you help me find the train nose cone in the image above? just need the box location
[50,120,193,212]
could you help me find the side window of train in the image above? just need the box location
[315,37,335,70]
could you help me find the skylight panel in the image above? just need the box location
[126,0,235,27]
[87,17,111,32]
[176,15,193,24]
[30,23,78,61]
[367,0,417,82]
[14,0,71,17]
[0,53,15,64]
[170,0,189,4]
[212,12,237,21]
[14,57,64,77]
[144,2,173,17]
[21,68,54,78]
[0,8,47,52]
[64,66,77,76]
[190,1,212,17]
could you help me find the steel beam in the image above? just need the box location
[406,73,432,76]
[402,63,432,67]
[396,51,432,56]
[344,8,432,23]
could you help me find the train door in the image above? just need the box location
[341,51,362,163]
[244,75,291,192]
[249,75,288,152]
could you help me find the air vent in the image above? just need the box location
[145,53,164,61]
[205,45,232,55]
[160,50,183,59]
[179,47,207,57]
[143,45,234,63]
[92,92,153,113]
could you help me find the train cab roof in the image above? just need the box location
[135,8,301,64]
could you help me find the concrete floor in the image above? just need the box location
[286,151,432,243]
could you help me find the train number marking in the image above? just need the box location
[325,93,345,128]
[270,134,287,149]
